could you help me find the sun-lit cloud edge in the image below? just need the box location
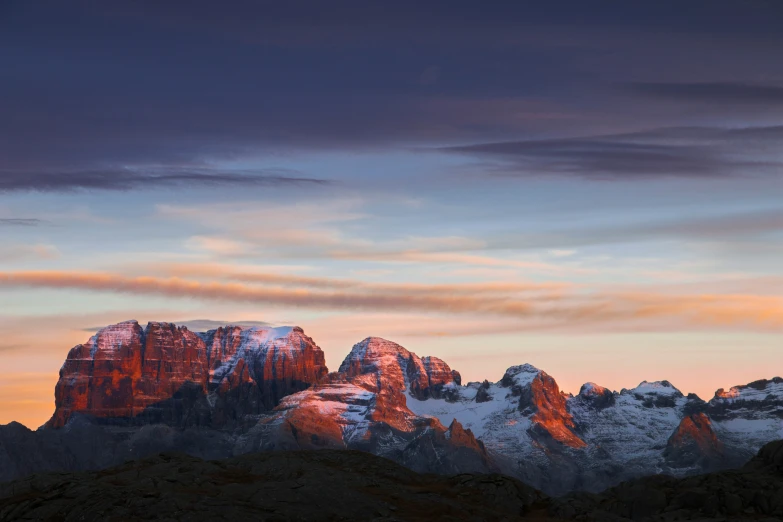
[0,270,780,332]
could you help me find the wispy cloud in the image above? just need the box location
[440,126,783,180]
[627,82,783,105]
[0,270,779,332]
[0,218,45,227]
[0,244,60,262]
[0,168,329,193]
[138,261,573,295]
[80,318,274,333]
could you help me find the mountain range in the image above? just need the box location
[1,320,781,495]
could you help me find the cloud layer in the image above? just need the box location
[1,270,780,332]
[3,2,782,187]
[0,218,44,226]
[0,168,328,192]
[442,126,783,180]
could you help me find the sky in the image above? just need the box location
[1,0,781,429]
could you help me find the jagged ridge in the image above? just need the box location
[5,320,781,496]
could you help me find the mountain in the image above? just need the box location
[2,320,781,496]
[251,337,493,475]
[46,321,328,428]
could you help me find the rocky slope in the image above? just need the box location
[3,320,781,496]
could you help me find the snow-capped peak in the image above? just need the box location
[712,377,783,402]
[579,382,611,397]
[87,320,142,357]
[628,380,682,396]
[338,336,411,371]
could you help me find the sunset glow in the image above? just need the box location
[1,2,781,432]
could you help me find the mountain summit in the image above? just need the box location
[47,321,328,428]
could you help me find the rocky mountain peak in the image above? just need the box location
[713,377,783,401]
[629,380,683,396]
[497,365,586,449]
[46,321,328,429]
[579,382,610,397]
[574,382,616,409]
[499,363,542,388]
[337,337,459,400]
[664,412,724,469]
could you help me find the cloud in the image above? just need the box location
[440,126,783,180]
[0,270,780,332]
[627,82,783,104]
[0,218,44,227]
[0,244,60,262]
[139,261,573,295]
[487,208,783,251]
[160,200,587,273]
[4,1,781,181]
[0,168,329,193]
[81,319,274,333]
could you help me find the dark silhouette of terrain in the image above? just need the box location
[0,450,546,521]
[1,440,781,521]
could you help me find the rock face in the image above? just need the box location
[255,337,492,476]
[664,413,723,469]
[337,337,460,400]
[46,321,328,428]
[503,365,586,448]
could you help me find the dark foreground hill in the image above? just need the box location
[0,450,548,522]
[1,440,782,522]
[549,438,783,521]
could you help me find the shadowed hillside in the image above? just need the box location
[1,440,782,521]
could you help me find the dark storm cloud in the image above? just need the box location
[628,83,783,104]
[0,169,328,193]
[0,219,44,227]
[1,0,782,184]
[441,126,783,180]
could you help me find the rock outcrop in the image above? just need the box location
[664,412,724,469]
[46,321,328,428]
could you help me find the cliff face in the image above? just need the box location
[259,337,493,475]
[509,365,586,449]
[337,337,460,400]
[46,321,328,428]
[664,412,724,469]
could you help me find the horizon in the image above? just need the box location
[3,317,780,430]
[1,1,782,431]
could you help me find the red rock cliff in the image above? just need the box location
[46,321,328,428]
